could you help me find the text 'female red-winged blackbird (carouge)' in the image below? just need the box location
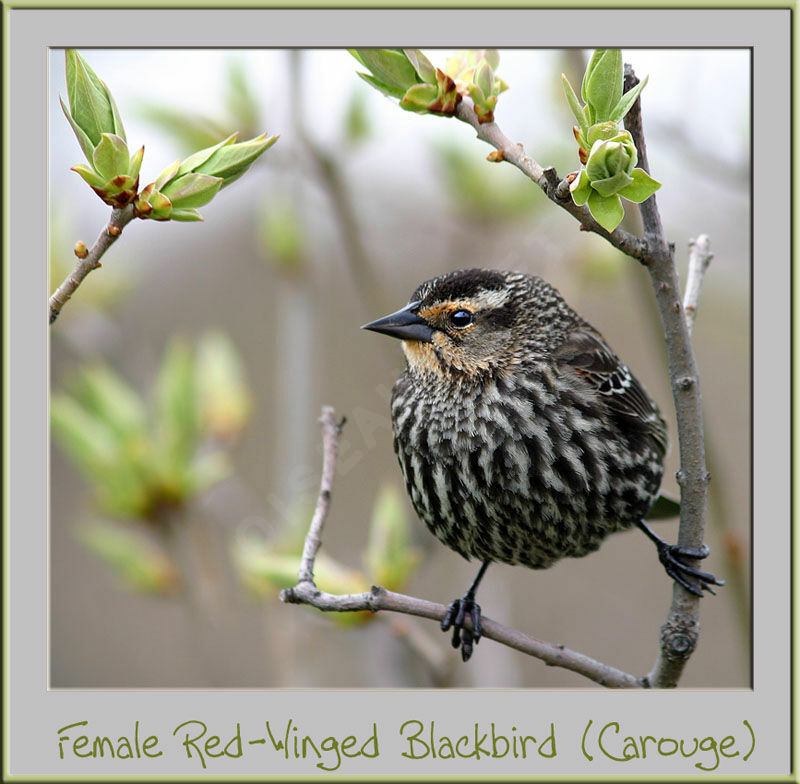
[363,268,723,661]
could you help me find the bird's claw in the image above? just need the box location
[441,597,483,662]
[657,541,725,596]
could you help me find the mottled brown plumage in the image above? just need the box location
[364,268,722,660]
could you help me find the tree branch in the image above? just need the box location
[282,407,643,689]
[49,204,136,324]
[623,65,712,689]
[286,51,388,318]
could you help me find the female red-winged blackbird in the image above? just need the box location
[363,268,722,661]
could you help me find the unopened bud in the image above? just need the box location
[74,241,88,258]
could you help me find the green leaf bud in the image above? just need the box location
[168,208,204,222]
[444,52,506,122]
[561,73,589,137]
[354,71,404,101]
[399,82,440,112]
[61,51,142,206]
[445,49,501,84]
[147,189,173,220]
[160,172,223,209]
[484,50,501,71]
[350,49,419,98]
[401,68,462,115]
[586,121,620,147]
[474,58,495,101]
[92,133,130,181]
[177,133,238,177]
[154,159,182,191]
[134,184,173,220]
[609,74,648,123]
[403,49,437,85]
[106,83,127,142]
[72,160,138,207]
[616,167,661,203]
[59,95,96,163]
[581,49,623,124]
[70,163,107,190]
[64,49,117,148]
[568,168,592,206]
[189,132,277,186]
[466,83,498,123]
[137,133,275,221]
[587,190,625,232]
[585,131,638,197]
[128,145,144,181]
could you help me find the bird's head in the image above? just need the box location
[362,269,532,378]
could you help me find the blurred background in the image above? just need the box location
[49,48,750,688]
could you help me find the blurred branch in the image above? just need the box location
[289,52,384,314]
[386,616,454,687]
[281,407,643,689]
[683,234,713,335]
[306,141,384,311]
[49,205,135,324]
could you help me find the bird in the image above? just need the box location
[362,268,723,661]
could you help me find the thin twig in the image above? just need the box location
[281,407,643,689]
[454,100,649,262]
[683,235,714,336]
[295,406,345,585]
[623,65,712,689]
[49,204,136,324]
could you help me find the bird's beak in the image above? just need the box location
[361,300,434,343]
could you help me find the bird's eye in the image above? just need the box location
[449,309,474,328]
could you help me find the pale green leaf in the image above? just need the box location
[587,190,625,232]
[617,167,661,203]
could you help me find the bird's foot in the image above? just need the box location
[655,540,725,596]
[441,596,483,662]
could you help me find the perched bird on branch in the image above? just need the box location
[363,268,722,661]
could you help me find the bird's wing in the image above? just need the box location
[554,328,668,455]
